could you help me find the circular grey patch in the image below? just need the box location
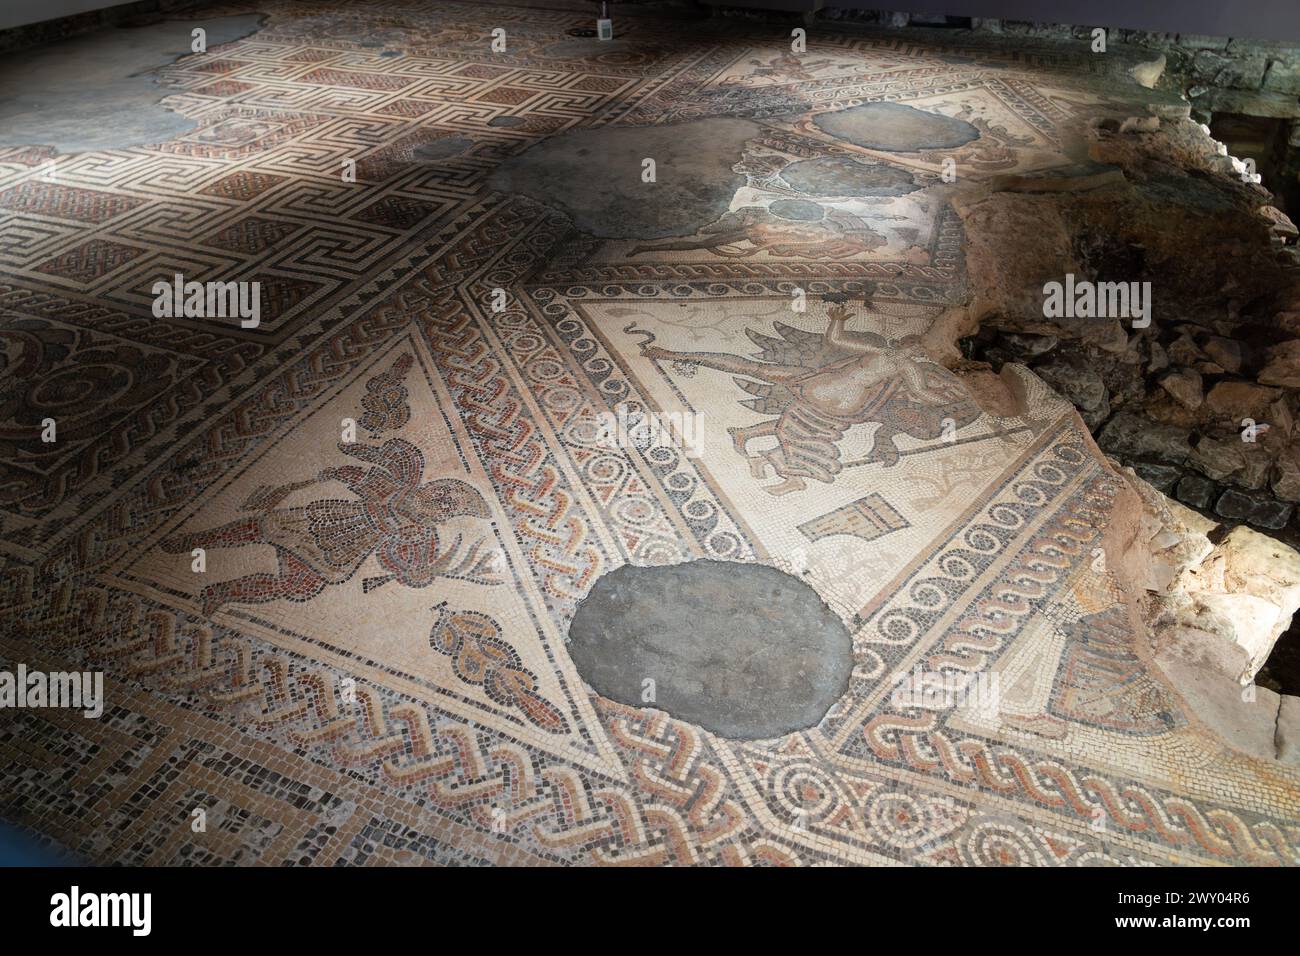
[780,156,919,197]
[768,198,825,221]
[813,102,980,152]
[487,115,526,128]
[567,560,852,740]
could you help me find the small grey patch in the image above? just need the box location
[487,115,526,128]
[768,198,825,221]
[487,118,760,240]
[413,136,473,161]
[566,559,853,740]
[813,102,980,152]
[543,37,635,58]
[780,156,919,197]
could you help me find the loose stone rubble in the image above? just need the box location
[940,65,1300,707]
[956,96,1300,533]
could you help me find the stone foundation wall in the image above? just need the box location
[970,325,1300,535]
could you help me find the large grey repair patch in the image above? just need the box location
[812,102,980,152]
[487,118,760,240]
[780,156,920,197]
[566,560,853,740]
[0,15,265,152]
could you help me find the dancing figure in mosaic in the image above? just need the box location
[161,438,496,614]
[641,303,980,494]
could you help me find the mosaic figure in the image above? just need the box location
[627,205,888,260]
[640,302,981,493]
[161,438,495,614]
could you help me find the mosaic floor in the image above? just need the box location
[1,0,1298,866]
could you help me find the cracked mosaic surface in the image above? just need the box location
[1,0,1297,866]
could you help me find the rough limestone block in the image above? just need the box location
[1189,592,1282,680]
[1277,695,1300,764]
[1156,656,1280,760]
[1197,88,1300,118]
[1263,58,1300,95]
